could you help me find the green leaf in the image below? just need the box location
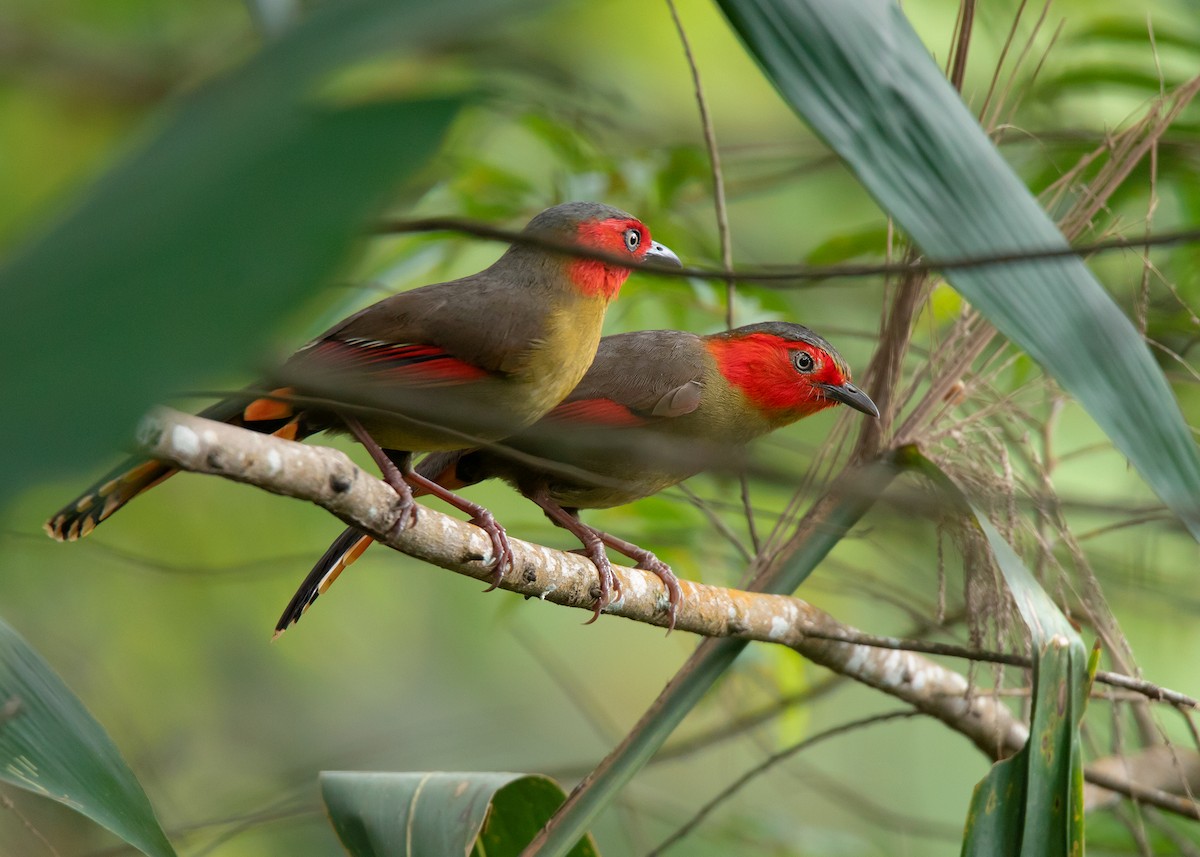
[1065,16,1200,51]
[0,0,539,501]
[320,771,599,857]
[0,619,175,857]
[1035,66,1187,100]
[804,225,893,266]
[961,516,1087,857]
[716,0,1200,541]
[904,453,1086,855]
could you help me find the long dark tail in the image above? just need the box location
[273,526,374,637]
[45,388,304,542]
[273,449,476,636]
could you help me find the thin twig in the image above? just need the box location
[372,215,1200,285]
[792,626,1198,709]
[676,484,752,562]
[658,675,844,762]
[647,711,919,855]
[665,0,761,554]
[1143,806,1200,857]
[978,0,1029,122]
[0,792,61,857]
[947,0,975,92]
[1086,768,1200,822]
[776,761,965,841]
[1113,802,1155,857]
[664,0,734,326]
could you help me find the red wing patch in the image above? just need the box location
[306,338,491,387]
[546,398,648,427]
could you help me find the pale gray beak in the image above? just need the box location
[644,241,681,267]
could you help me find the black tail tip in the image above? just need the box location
[44,513,93,542]
[273,592,319,640]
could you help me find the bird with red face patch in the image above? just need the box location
[45,202,680,584]
[276,321,878,633]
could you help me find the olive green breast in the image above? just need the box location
[511,295,608,419]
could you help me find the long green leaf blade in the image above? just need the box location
[0,0,536,500]
[962,516,1087,856]
[906,454,1085,854]
[716,0,1200,539]
[0,619,175,857]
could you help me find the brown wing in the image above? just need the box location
[309,262,561,378]
[546,329,708,425]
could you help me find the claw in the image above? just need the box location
[471,510,513,591]
[386,483,420,538]
[578,543,618,624]
[635,556,682,634]
[592,528,682,634]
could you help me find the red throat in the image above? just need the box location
[707,333,843,418]
[566,218,647,301]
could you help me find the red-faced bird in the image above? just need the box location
[45,202,680,582]
[277,322,878,632]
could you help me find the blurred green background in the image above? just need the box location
[2,0,1198,853]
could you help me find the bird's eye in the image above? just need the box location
[792,351,816,372]
[624,228,642,253]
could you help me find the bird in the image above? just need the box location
[275,321,879,633]
[44,201,681,587]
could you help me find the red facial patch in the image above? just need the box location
[707,333,847,418]
[546,397,647,427]
[567,218,649,300]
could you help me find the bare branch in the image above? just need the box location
[137,408,1026,755]
[138,408,1200,822]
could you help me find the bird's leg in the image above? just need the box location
[402,467,514,589]
[528,487,619,624]
[593,529,682,633]
[340,414,418,535]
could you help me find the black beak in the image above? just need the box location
[818,382,880,418]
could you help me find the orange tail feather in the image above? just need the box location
[45,390,307,541]
[45,459,177,541]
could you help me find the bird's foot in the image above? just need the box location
[469,509,513,591]
[594,529,683,634]
[634,555,682,634]
[386,482,419,538]
[399,466,514,591]
[572,546,621,624]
